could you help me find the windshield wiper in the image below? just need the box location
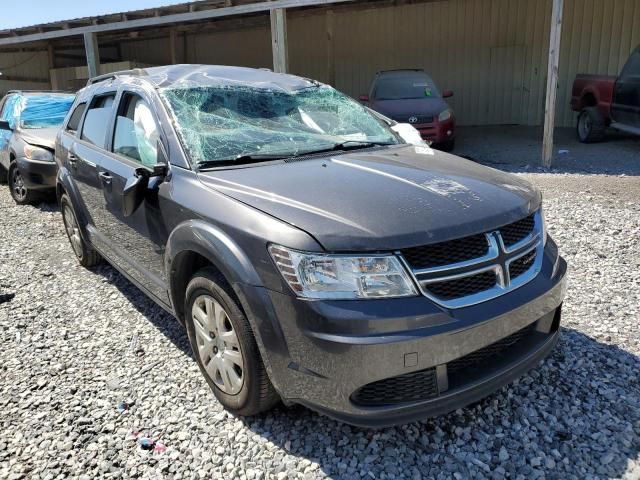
[291,140,396,157]
[197,153,288,169]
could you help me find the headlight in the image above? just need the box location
[269,245,418,299]
[438,109,452,122]
[24,144,53,162]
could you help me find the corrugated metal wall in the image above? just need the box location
[0,51,50,92]
[1,0,638,127]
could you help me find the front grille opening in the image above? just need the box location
[447,323,537,382]
[401,234,489,270]
[425,270,496,300]
[509,249,536,280]
[351,367,438,406]
[500,214,535,247]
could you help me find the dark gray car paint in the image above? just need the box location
[55,65,566,426]
[197,145,540,251]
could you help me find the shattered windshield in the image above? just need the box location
[161,84,399,165]
[19,94,75,129]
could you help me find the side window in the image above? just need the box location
[0,94,22,128]
[112,94,160,167]
[66,102,87,133]
[81,95,115,148]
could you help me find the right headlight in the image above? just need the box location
[438,109,453,122]
[269,245,418,300]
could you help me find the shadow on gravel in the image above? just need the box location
[238,328,640,478]
[92,263,191,356]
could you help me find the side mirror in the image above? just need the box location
[358,94,369,103]
[442,90,454,98]
[0,120,13,131]
[122,173,149,217]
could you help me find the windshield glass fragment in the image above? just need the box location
[161,85,399,165]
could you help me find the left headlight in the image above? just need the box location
[24,144,54,162]
[438,109,452,122]
[269,245,418,299]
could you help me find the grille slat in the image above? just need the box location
[351,368,438,406]
[447,323,536,376]
[424,270,496,300]
[402,234,489,270]
[394,114,433,124]
[509,249,536,280]
[499,214,535,247]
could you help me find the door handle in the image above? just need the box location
[67,153,78,166]
[99,171,112,184]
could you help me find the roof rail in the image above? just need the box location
[87,68,148,86]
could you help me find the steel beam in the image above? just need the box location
[83,32,100,79]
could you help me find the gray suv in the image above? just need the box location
[55,65,567,427]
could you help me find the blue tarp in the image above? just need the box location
[1,94,75,130]
[18,94,75,129]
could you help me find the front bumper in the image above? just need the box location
[16,157,57,190]
[239,242,567,427]
[413,117,455,145]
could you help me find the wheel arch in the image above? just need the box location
[165,220,263,325]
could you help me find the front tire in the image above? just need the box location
[60,193,102,267]
[577,107,606,143]
[185,267,279,416]
[8,162,37,205]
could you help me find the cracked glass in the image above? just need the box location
[161,84,400,166]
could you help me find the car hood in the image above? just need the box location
[370,97,450,121]
[197,145,541,251]
[18,127,59,150]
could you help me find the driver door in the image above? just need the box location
[96,90,171,304]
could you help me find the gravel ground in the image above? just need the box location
[1,171,639,480]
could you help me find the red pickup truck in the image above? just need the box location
[571,45,640,142]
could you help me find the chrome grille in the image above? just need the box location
[400,210,544,308]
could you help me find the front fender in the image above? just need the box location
[165,219,263,290]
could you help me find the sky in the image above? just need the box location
[0,0,187,30]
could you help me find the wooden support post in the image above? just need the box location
[326,10,335,86]
[270,8,288,73]
[170,28,178,64]
[542,0,564,168]
[83,32,100,79]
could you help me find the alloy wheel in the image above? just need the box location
[10,168,27,201]
[63,205,83,258]
[192,295,245,395]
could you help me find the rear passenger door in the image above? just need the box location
[96,89,170,303]
[67,94,117,253]
[612,48,640,128]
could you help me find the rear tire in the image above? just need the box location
[60,193,102,267]
[185,267,279,416]
[577,107,606,143]
[8,162,38,205]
